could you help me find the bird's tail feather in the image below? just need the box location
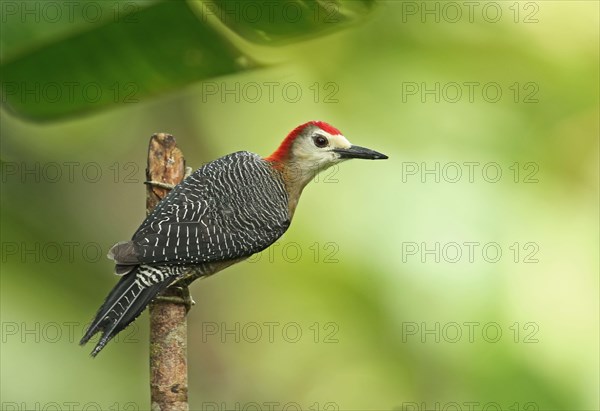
[80,266,171,357]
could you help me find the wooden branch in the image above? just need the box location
[146,133,189,411]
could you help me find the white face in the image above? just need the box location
[289,124,352,172]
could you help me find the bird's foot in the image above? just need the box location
[154,286,195,312]
[144,167,192,190]
[144,180,176,190]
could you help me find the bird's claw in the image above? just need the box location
[154,286,195,312]
[144,167,192,190]
[144,180,176,190]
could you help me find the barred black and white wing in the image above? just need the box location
[113,151,290,268]
[81,152,290,356]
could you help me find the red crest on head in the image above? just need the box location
[309,121,342,136]
[265,121,342,162]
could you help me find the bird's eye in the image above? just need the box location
[313,135,329,148]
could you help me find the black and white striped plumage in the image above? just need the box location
[81,120,388,357]
[81,152,290,356]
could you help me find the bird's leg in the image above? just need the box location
[154,285,195,312]
[173,274,197,289]
[145,166,193,190]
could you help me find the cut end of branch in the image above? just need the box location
[147,133,186,204]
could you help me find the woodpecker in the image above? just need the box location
[80,121,387,356]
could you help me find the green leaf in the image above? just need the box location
[0,0,376,121]
[1,1,257,121]
[193,0,377,44]
[0,1,161,62]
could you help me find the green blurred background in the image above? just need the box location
[1,1,598,410]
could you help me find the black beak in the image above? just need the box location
[333,145,388,160]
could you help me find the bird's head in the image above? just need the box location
[265,121,388,214]
[265,121,388,182]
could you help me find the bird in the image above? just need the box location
[80,121,388,356]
